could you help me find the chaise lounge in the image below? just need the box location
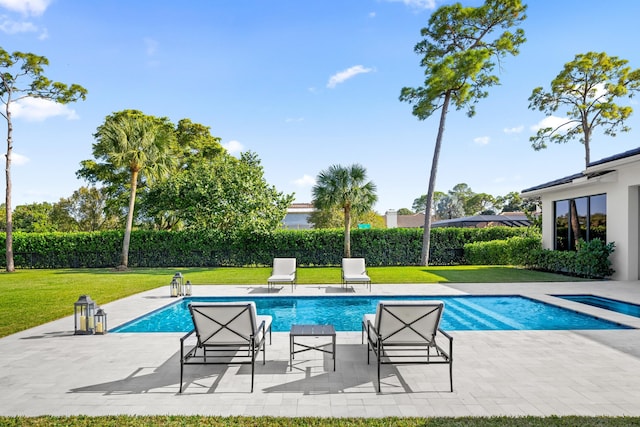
[179,302,272,393]
[362,300,453,392]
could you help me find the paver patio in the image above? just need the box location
[2,281,640,417]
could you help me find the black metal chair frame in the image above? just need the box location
[363,303,453,392]
[179,304,272,393]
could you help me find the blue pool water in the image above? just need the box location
[111,295,632,333]
[554,294,640,318]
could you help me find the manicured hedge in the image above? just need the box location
[465,237,615,279]
[0,226,533,269]
[464,236,542,266]
[526,239,615,279]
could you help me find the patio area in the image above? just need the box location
[2,280,640,417]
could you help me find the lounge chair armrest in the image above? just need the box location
[437,328,453,341]
[180,329,196,343]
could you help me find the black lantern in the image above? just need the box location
[184,280,192,296]
[74,295,96,335]
[94,308,107,335]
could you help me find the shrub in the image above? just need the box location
[0,226,538,269]
[527,239,615,279]
[464,236,542,266]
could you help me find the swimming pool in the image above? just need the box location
[111,295,632,333]
[554,294,640,318]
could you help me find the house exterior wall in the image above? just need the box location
[527,157,639,281]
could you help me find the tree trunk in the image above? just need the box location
[344,205,351,258]
[421,91,451,266]
[120,169,138,268]
[4,101,14,272]
[583,123,591,168]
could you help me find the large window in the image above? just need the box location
[554,194,606,250]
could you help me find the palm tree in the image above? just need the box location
[312,164,377,258]
[92,111,175,268]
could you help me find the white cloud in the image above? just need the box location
[293,174,316,187]
[474,136,490,145]
[530,115,573,133]
[144,37,158,56]
[327,65,374,89]
[382,0,436,10]
[223,140,244,155]
[285,117,304,123]
[11,152,30,166]
[0,0,52,16]
[0,16,37,34]
[503,125,524,134]
[369,12,376,18]
[11,97,79,121]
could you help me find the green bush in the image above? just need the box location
[527,239,615,279]
[464,236,542,265]
[0,226,537,269]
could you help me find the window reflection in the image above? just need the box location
[554,194,606,251]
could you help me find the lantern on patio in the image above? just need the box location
[170,278,180,297]
[74,295,96,335]
[94,307,107,335]
[184,280,192,296]
[173,272,184,296]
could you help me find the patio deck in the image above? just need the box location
[2,281,640,417]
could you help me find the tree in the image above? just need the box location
[448,183,474,215]
[396,208,414,215]
[312,164,377,258]
[0,47,87,271]
[435,194,464,220]
[529,52,640,167]
[55,186,120,232]
[399,0,526,265]
[77,110,175,268]
[412,191,445,216]
[466,192,497,215]
[145,151,293,234]
[12,202,55,232]
[497,191,536,213]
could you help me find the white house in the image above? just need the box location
[521,147,640,281]
[282,203,316,229]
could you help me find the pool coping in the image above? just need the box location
[111,292,638,333]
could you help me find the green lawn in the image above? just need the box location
[1,415,639,426]
[0,266,580,338]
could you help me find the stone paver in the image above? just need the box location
[1,281,640,417]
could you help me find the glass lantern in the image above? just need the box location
[94,308,107,335]
[173,272,184,296]
[170,278,180,297]
[74,295,96,335]
[184,280,192,296]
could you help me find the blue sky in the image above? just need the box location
[2,0,640,213]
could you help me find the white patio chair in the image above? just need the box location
[267,258,297,292]
[341,258,371,291]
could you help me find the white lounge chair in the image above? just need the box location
[179,302,272,393]
[342,258,371,291]
[362,300,453,392]
[267,258,297,292]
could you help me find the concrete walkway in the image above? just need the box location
[2,281,640,417]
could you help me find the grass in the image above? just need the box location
[0,265,580,338]
[1,415,640,426]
